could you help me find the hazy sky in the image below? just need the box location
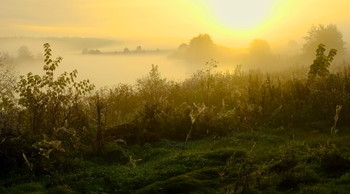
[1,0,350,48]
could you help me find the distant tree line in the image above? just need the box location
[171,24,347,70]
[0,45,43,64]
[82,45,164,55]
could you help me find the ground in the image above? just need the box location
[2,126,350,193]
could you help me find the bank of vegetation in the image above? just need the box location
[1,24,350,193]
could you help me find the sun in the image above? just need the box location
[207,0,275,30]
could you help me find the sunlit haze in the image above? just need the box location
[1,0,350,86]
[1,0,350,46]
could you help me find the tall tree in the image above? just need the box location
[303,24,345,58]
[0,53,18,135]
[308,44,337,79]
[17,46,34,61]
[0,53,16,99]
[187,34,215,63]
[248,39,272,57]
[246,39,275,69]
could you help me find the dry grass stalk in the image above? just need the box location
[186,103,207,142]
[329,105,342,143]
[22,153,33,172]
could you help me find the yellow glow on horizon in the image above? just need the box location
[81,1,210,39]
[86,0,350,48]
[1,0,350,48]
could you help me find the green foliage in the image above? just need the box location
[2,39,350,193]
[89,91,108,153]
[1,43,96,177]
[136,64,167,103]
[16,43,95,135]
[4,128,350,193]
[0,53,16,100]
[29,138,66,175]
[0,53,18,135]
[0,135,35,176]
[308,44,337,79]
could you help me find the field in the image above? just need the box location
[1,42,350,193]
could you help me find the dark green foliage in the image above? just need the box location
[16,43,94,135]
[2,126,350,193]
[0,136,34,176]
[135,167,220,194]
[0,44,96,177]
[0,53,18,135]
[320,153,350,177]
[308,44,337,79]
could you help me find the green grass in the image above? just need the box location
[2,127,350,193]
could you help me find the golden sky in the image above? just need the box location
[1,0,350,48]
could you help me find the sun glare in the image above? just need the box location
[207,0,275,30]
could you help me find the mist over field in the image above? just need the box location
[1,27,349,87]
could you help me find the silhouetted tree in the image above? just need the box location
[248,39,271,56]
[178,43,188,51]
[303,24,345,58]
[246,39,275,69]
[0,53,18,135]
[16,43,95,135]
[82,48,101,55]
[308,44,337,79]
[90,91,107,153]
[136,46,142,53]
[136,65,169,142]
[137,64,167,102]
[17,46,34,61]
[0,53,16,99]
[123,47,130,54]
[187,34,215,62]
